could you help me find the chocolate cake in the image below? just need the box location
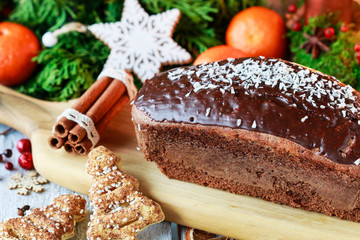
[131,57,360,221]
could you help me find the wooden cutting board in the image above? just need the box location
[0,84,359,240]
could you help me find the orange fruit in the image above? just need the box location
[193,45,247,65]
[0,22,40,86]
[226,6,286,58]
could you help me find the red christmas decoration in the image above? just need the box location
[18,152,34,170]
[17,138,31,154]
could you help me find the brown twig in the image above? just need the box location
[0,127,13,136]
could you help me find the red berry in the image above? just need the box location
[292,22,302,31]
[356,52,360,61]
[4,149,12,158]
[324,27,335,38]
[5,162,13,170]
[18,152,33,170]
[288,3,297,13]
[354,43,360,52]
[0,154,2,162]
[340,24,349,32]
[17,138,31,154]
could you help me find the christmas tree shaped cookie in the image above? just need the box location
[0,194,86,239]
[86,146,165,240]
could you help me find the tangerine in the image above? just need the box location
[0,22,40,86]
[226,6,286,58]
[193,45,247,65]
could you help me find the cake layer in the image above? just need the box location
[134,57,360,164]
[132,106,360,221]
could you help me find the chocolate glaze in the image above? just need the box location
[134,57,360,164]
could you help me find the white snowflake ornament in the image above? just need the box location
[88,0,192,82]
[7,171,49,195]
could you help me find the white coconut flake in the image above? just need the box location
[237,119,242,126]
[301,116,308,122]
[251,120,257,128]
[205,108,211,117]
[354,159,360,165]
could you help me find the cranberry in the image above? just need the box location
[17,138,31,154]
[5,162,13,170]
[356,52,360,61]
[18,152,33,170]
[4,149,12,158]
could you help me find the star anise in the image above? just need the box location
[300,27,333,59]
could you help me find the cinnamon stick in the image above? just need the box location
[68,79,126,144]
[63,141,75,154]
[54,76,113,137]
[74,94,130,155]
[48,134,66,149]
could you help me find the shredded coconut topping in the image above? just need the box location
[167,58,360,120]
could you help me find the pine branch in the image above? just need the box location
[9,0,262,100]
[16,32,110,101]
[9,0,72,37]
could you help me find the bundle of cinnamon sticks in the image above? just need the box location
[49,76,130,155]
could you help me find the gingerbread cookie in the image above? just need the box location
[86,146,165,240]
[0,194,86,240]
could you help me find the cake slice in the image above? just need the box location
[132,57,360,222]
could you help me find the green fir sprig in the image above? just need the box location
[16,32,110,101]
[6,0,261,101]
